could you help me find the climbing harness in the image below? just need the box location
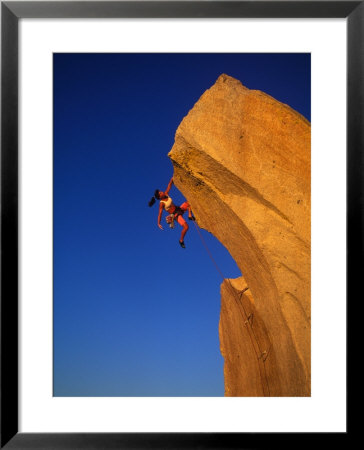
[166,214,175,228]
[166,205,185,228]
[192,219,272,397]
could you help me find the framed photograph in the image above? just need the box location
[1,1,355,448]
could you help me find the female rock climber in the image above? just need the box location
[148,177,195,248]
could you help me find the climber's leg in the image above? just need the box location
[177,215,189,245]
[180,201,193,219]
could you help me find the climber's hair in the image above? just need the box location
[148,189,160,207]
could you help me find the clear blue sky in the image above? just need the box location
[53,53,310,396]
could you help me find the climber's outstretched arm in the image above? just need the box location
[165,177,173,194]
[158,203,164,230]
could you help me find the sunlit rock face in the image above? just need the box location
[168,74,311,396]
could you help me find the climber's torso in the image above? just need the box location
[160,195,175,213]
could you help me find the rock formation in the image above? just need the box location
[168,74,311,396]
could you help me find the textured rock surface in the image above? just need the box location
[168,74,311,396]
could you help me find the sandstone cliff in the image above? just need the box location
[168,74,311,396]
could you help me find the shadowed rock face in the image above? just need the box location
[168,74,311,396]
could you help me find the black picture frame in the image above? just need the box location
[1,1,356,448]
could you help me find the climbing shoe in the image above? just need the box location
[179,240,186,249]
[188,216,195,221]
